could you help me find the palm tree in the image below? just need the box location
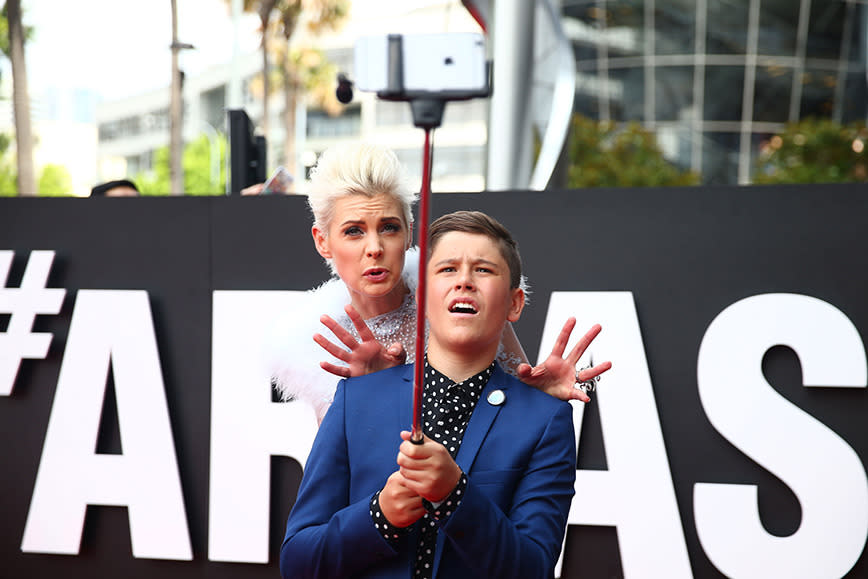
[169,0,196,195]
[229,0,348,180]
[273,0,348,178]
[256,0,278,143]
[226,0,278,148]
[5,0,35,196]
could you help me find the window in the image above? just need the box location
[753,64,792,122]
[306,107,361,138]
[655,66,694,121]
[655,0,695,55]
[608,65,645,121]
[706,0,749,54]
[758,0,799,56]
[702,132,740,184]
[703,66,744,122]
[799,68,838,118]
[806,1,847,60]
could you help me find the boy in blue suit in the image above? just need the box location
[281,211,576,578]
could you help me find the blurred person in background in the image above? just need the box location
[90,179,140,197]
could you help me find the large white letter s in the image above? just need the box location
[695,293,868,578]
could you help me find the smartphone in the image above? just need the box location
[262,166,294,194]
[354,33,487,95]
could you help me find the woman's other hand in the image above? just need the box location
[516,318,612,403]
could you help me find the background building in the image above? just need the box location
[563,0,866,184]
[93,0,867,191]
[94,1,487,194]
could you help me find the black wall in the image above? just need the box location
[1,185,866,578]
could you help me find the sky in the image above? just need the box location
[13,0,453,103]
[18,0,261,102]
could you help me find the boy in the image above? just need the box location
[281,211,576,578]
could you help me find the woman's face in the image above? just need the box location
[312,192,411,317]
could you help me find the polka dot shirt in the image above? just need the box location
[369,358,494,578]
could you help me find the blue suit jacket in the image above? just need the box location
[280,363,576,579]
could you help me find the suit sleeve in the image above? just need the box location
[279,380,401,578]
[438,400,576,579]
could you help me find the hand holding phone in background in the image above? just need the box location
[262,166,294,194]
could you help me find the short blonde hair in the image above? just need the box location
[307,142,417,233]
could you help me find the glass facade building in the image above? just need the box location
[562,0,866,184]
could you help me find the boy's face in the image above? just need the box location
[426,231,524,356]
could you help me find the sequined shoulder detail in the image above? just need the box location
[336,291,418,360]
[496,343,524,377]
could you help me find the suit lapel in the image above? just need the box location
[454,365,510,473]
[398,364,414,430]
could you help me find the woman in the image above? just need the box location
[268,142,610,423]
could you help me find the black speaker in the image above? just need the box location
[226,108,267,194]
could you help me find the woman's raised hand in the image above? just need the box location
[314,304,407,378]
[516,318,612,403]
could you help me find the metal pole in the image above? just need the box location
[228,0,244,109]
[411,127,433,444]
[487,0,535,190]
[170,0,184,195]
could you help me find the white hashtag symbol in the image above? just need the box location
[0,250,66,396]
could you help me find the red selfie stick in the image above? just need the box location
[411,128,433,444]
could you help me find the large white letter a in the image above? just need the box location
[21,290,192,560]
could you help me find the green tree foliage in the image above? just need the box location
[566,115,699,188]
[136,134,226,195]
[184,133,227,195]
[0,7,8,55]
[0,4,33,56]
[136,147,171,195]
[37,164,72,196]
[754,118,868,184]
[0,169,15,196]
[0,133,17,196]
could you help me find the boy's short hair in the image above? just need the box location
[428,210,522,289]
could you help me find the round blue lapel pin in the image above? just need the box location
[487,389,505,406]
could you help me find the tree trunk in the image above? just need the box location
[282,65,298,187]
[7,0,35,196]
[169,0,184,195]
[278,4,302,187]
[260,36,270,146]
[258,1,277,148]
